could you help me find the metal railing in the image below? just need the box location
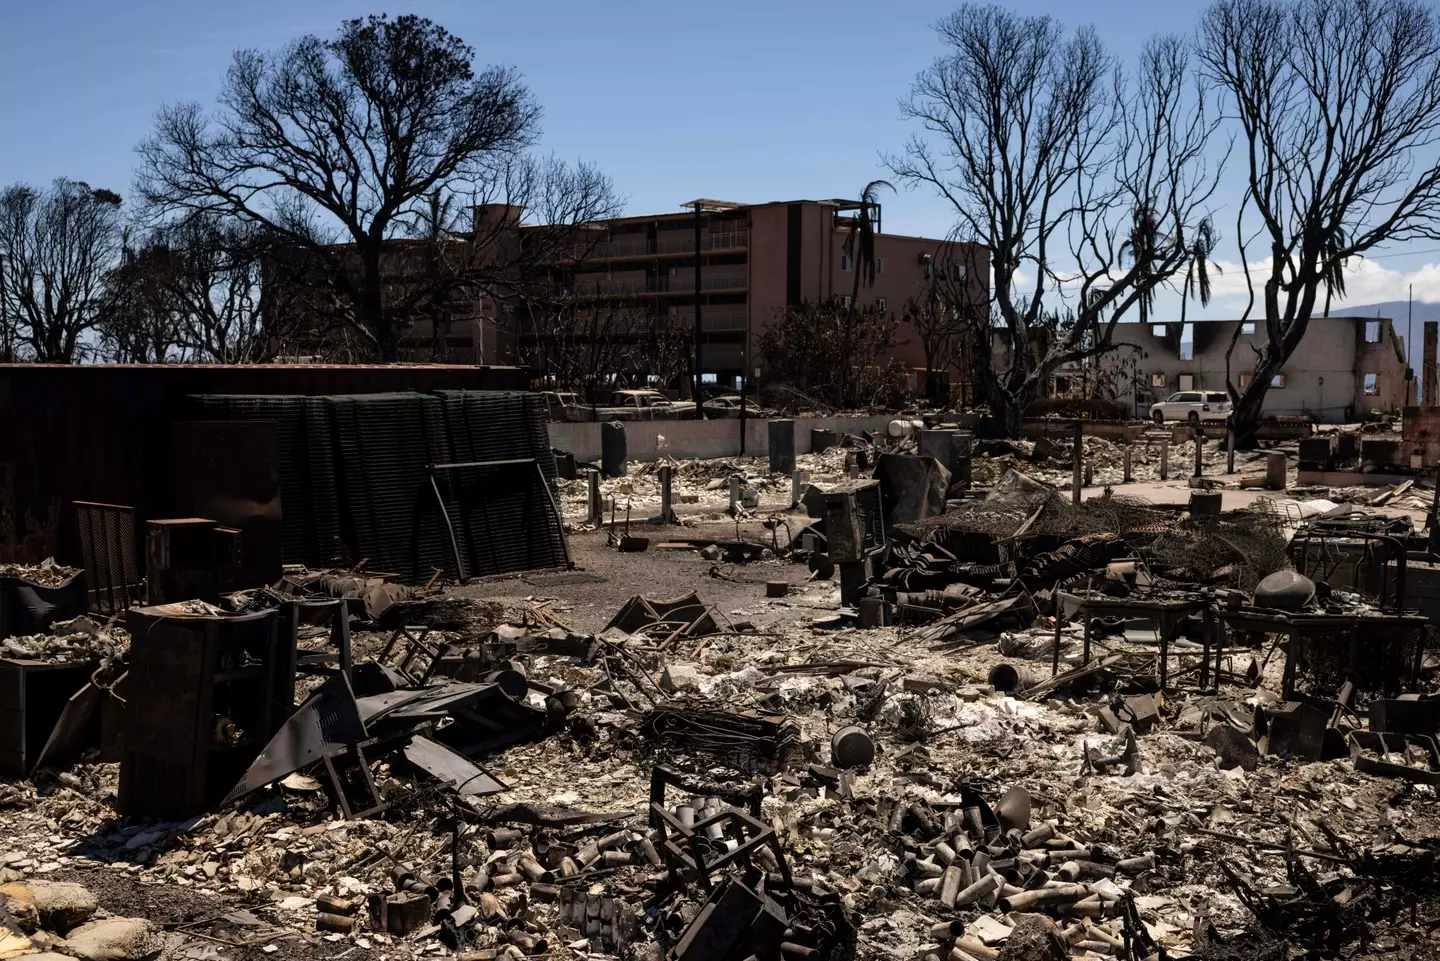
[591,231,749,259]
[570,273,749,296]
[702,347,745,367]
[668,311,748,332]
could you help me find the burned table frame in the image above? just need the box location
[1289,529,1408,612]
[1055,593,1215,690]
[427,458,570,584]
[1214,607,1429,701]
[647,767,792,894]
[376,624,445,686]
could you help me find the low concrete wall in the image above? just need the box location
[1022,420,1151,443]
[548,415,896,464]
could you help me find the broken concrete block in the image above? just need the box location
[383,892,432,936]
[1097,706,1127,736]
[61,917,160,960]
[1120,693,1160,733]
[660,664,704,695]
[26,882,98,933]
[1,890,38,932]
[1204,724,1259,772]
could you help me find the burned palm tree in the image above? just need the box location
[1320,227,1349,318]
[846,180,894,308]
[1179,217,1221,325]
[1120,203,1162,324]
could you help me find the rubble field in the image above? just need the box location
[2,427,1439,961]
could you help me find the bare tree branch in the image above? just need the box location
[0,179,123,362]
[1200,0,1440,437]
[135,14,620,361]
[887,5,1226,435]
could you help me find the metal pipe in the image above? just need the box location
[939,865,964,907]
[952,873,1001,908]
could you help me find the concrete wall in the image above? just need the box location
[1106,317,1407,424]
[548,415,897,464]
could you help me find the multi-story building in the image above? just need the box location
[269,199,989,393]
[525,199,987,389]
[1050,317,1410,423]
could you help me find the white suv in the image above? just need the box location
[1150,390,1231,425]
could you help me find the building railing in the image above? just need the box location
[668,311,748,332]
[702,346,745,368]
[665,273,748,293]
[590,231,748,259]
[396,345,484,365]
[564,273,749,296]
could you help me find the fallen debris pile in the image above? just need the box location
[4,429,1440,961]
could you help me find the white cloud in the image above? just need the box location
[1204,255,1440,314]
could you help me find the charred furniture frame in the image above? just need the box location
[1057,593,1215,690]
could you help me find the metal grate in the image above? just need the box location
[74,501,140,615]
[428,458,570,582]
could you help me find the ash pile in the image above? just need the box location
[4,430,1440,961]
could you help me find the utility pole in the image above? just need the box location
[692,202,704,420]
[1409,284,1415,406]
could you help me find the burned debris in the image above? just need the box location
[3,413,1440,961]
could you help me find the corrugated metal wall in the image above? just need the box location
[192,390,564,583]
[0,364,529,566]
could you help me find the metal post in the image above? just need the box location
[1409,284,1415,406]
[1226,427,1236,474]
[587,470,603,527]
[839,561,866,607]
[0,254,9,361]
[1160,440,1169,480]
[650,464,677,525]
[1122,446,1132,484]
[739,322,750,454]
[728,475,742,514]
[693,202,704,420]
[1083,458,1093,487]
[1071,421,1083,504]
[1425,321,1438,407]
[1194,426,1204,478]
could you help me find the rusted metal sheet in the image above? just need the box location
[221,671,367,807]
[402,735,506,796]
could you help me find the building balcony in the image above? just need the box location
[669,311,749,332]
[585,231,749,260]
[562,273,749,297]
[702,345,745,369]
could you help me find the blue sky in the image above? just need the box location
[3,0,1437,317]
